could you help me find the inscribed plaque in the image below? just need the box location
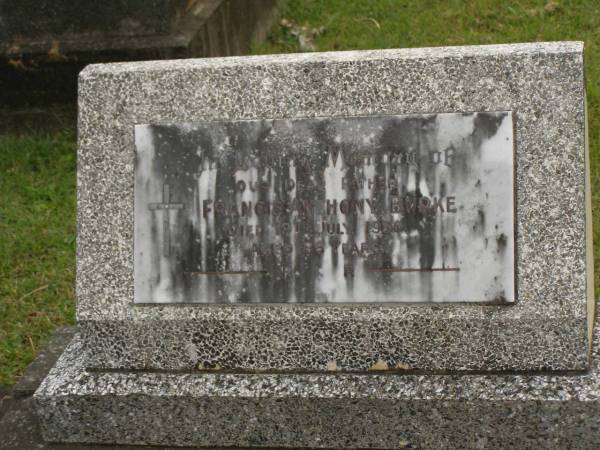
[134,112,515,303]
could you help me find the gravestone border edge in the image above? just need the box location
[75,41,592,372]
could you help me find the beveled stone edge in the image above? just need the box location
[78,314,589,372]
[79,41,584,77]
[34,302,599,448]
[584,94,596,351]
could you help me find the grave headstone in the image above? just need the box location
[35,42,599,448]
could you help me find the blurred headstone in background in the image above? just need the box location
[0,0,277,132]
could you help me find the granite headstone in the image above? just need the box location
[35,42,598,448]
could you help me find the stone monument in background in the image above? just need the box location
[35,42,599,448]
[0,0,276,130]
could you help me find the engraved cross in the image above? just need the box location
[148,184,184,257]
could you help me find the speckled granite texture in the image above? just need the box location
[35,298,600,449]
[76,42,591,372]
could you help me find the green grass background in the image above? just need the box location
[1,0,599,385]
[0,133,76,384]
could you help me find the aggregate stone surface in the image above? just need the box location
[76,42,591,372]
[34,297,600,448]
[0,327,206,450]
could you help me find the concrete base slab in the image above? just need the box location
[0,327,116,449]
[0,327,205,450]
[35,328,600,449]
[0,395,197,450]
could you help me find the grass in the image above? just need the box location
[0,133,76,385]
[0,0,598,385]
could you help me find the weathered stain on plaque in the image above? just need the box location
[134,112,515,303]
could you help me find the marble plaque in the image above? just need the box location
[134,112,515,304]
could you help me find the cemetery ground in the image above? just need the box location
[1,0,600,387]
